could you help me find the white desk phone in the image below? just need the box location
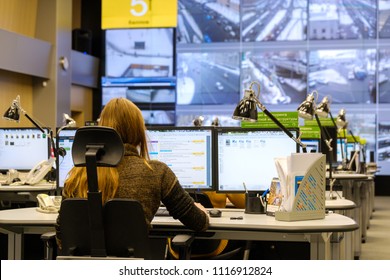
[6,157,55,186]
[36,193,61,213]
[25,157,55,185]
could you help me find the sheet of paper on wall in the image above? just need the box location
[275,153,324,212]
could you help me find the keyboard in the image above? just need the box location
[155,208,170,217]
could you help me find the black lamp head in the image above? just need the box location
[3,95,22,122]
[336,109,348,129]
[193,116,204,127]
[315,96,330,118]
[297,91,317,120]
[232,82,260,122]
[211,117,220,127]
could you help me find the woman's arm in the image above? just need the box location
[162,182,209,231]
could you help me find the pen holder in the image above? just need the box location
[245,193,265,214]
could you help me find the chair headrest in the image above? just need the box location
[72,126,124,167]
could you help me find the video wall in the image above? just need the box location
[102,0,390,175]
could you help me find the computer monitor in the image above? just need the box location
[0,127,50,172]
[301,138,321,153]
[56,128,77,189]
[216,127,299,193]
[146,126,214,191]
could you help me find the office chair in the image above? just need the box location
[168,192,246,260]
[43,126,153,259]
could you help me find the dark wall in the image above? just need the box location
[79,0,103,120]
[375,176,390,196]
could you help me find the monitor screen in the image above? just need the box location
[301,138,320,153]
[0,127,50,172]
[105,28,175,78]
[56,128,77,189]
[216,127,299,193]
[101,76,177,126]
[146,127,214,191]
[308,49,376,104]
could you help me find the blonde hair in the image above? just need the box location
[63,98,150,202]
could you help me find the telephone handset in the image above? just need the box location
[36,193,60,213]
[25,157,55,185]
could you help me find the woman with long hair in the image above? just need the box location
[56,98,209,250]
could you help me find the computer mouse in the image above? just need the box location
[208,209,222,218]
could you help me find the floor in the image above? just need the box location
[360,196,390,260]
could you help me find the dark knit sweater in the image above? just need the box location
[115,144,209,231]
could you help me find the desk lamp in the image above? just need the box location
[63,113,76,127]
[348,130,363,173]
[56,113,77,159]
[336,108,349,165]
[3,95,57,158]
[57,113,76,135]
[297,91,337,199]
[193,116,204,127]
[316,96,347,169]
[232,81,307,152]
[211,117,220,127]
[3,95,46,133]
[336,109,348,130]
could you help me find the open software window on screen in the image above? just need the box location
[216,128,298,192]
[146,127,214,191]
[0,128,49,171]
[57,129,77,188]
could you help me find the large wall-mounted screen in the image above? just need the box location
[105,28,175,78]
[176,51,240,105]
[241,50,307,105]
[101,0,390,174]
[308,49,377,104]
[177,0,240,43]
[242,0,308,42]
[308,0,377,40]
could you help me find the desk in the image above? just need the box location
[0,207,358,260]
[325,197,356,260]
[0,183,56,204]
[328,173,372,259]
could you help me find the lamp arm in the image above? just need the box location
[314,114,334,187]
[22,112,45,134]
[255,99,307,153]
[348,129,365,163]
[349,130,358,144]
[329,111,345,163]
[23,111,57,159]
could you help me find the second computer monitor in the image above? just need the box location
[0,127,50,172]
[146,126,214,191]
[216,127,299,193]
[56,128,77,189]
[301,138,321,153]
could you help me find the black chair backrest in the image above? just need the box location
[60,198,91,256]
[60,198,151,258]
[71,126,125,257]
[104,199,151,259]
[59,127,155,258]
[72,126,124,168]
